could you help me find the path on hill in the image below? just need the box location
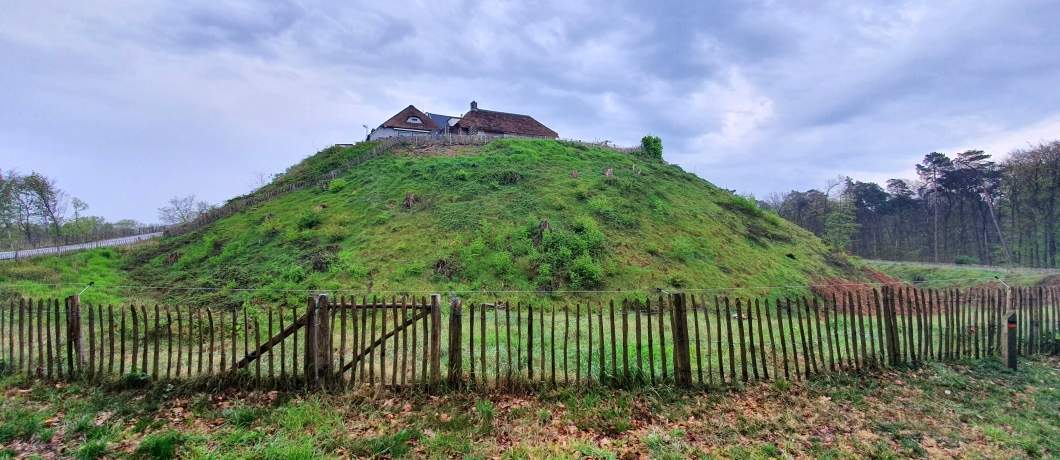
[0,232,163,261]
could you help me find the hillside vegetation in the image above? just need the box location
[116,138,854,307]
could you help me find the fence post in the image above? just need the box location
[671,293,692,387]
[318,295,332,383]
[304,294,331,386]
[446,297,462,387]
[883,286,899,366]
[429,294,442,385]
[1004,312,1018,369]
[66,295,83,378]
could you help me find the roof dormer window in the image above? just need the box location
[406,116,422,124]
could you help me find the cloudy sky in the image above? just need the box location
[3,0,1059,223]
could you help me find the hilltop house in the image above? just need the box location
[367,101,557,140]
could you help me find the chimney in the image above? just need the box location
[470,100,478,111]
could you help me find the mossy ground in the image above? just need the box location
[0,358,1056,459]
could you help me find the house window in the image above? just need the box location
[406,116,422,124]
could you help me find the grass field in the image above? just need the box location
[0,247,146,306]
[865,259,1058,289]
[0,357,1056,459]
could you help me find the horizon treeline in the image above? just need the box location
[766,140,1060,268]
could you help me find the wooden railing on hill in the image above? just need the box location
[164,135,642,238]
[2,286,1055,390]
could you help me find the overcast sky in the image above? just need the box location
[3,0,1060,223]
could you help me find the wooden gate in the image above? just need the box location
[234,294,442,387]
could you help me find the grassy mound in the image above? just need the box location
[120,138,852,306]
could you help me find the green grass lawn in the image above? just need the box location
[0,246,149,306]
[865,259,1058,289]
[0,357,1056,459]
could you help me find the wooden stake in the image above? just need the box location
[138,305,147,373]
[46,300,55,379]
[447,298,463,388]
[563,304,570,386]
[635,300,644,384]
[549,304,556,386]
[795,297,812,377]
[254,316,262,383]
[622,299,630,385]
[658,296,668,382]
[735,299,748,382]
[35,300,44,377]
[598,301,606,383]
[207,308,215,376]
[576,303,582,384]
[646,299,654,383]
[505,301,512,386]
[724,297,736,382]
[671,293,692,387]
[175,306,183,379]
[516,302,523,382]
[394,298,401,387]
[716,296,725,383]
[408,298,416,385]
[369,297,377,385]
[856,292,870,368]
[609,300,617,385]
[747,299,759,381]
[693,296,703,385]
[494,301,500,388]
[527,304,534,382]
[755,299,769,380]
[542,303,548,384]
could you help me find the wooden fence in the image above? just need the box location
[0,232,164,261]
[2,225,167,253]
[2,286,1056,390]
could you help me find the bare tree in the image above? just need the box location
[159,195,213,225]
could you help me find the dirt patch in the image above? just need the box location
[810,268,906,305]
[809,269,911,313]
[864,268,904,286]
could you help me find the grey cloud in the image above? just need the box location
[3,0,1060,221]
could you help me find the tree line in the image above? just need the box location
[0,169,217,251]
[766,140,1060,268]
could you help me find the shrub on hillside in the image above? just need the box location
[533,218,608,290]
[954,255,979,265]
[639,135,663,161]
[328,178,348,192]
[569,253,603,289]
[296,211,322,230]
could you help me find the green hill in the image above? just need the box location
[117,138,856,307]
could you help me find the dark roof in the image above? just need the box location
[426,112,459,128]
[380,105,438,131]
[455,107,558,138]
